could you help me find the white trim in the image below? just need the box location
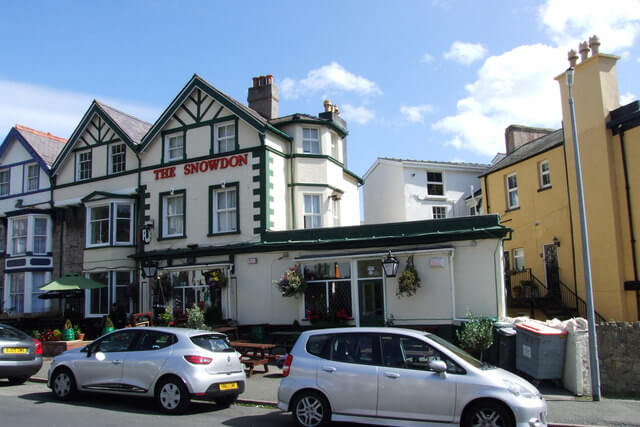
[296,247,455,262]
[506,173,519,209]
[539,160,551,188]
[213,121,235,154]
[164,132,184,162]
[160,263,233,272]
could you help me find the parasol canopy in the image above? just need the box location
[39,273,107,293]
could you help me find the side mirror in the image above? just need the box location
[429,360,447,373]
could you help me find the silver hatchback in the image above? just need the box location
[278,327,547,427]
[48,326,245,413]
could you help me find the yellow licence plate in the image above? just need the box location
[219,382,238,391]
[3,348,27,354]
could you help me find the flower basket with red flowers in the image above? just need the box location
[274,266,307,297]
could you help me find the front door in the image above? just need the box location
[503,251,511,299]
[544,244,560,296]
[357,260,385,326]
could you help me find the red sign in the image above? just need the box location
[153,153,249,180]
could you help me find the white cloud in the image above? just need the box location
[400,104,436,123]
[341,104,375,125]
[434,0,640,157]
[0,79,160,141]
[621,92,637,105]
[280,62,382,99]
[444,42,488,65]
[421,53,435,63]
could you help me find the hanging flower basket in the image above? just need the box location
[396,256,421,297]
[274,266,307,297]
[206,270,227,288]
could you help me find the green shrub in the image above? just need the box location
[157,307,173,326]
[186,306,207,330]
[456,313,494,360]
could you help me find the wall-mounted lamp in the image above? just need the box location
[553,236,560,247]
[142,260,158,278]
[382,250,400,278]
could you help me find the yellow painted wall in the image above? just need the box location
[483,145,576,297]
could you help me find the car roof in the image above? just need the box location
[298,327,432,339]
[118,326,227,338]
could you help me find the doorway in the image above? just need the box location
[357,260,385,326]
[544,244,560,296]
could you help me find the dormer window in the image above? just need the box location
[76,150,92,181]
[427,171,444,196]
[303,128,320,154]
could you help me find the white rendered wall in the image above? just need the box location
[362,161,405,224]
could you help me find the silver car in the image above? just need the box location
[278,327,547,427]
[48,326,246,413]
[0,322,43,384]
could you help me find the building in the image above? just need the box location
[362,158,488,224]
[482,40,640,321]
[3,74,510,335]
[0,125,66,314]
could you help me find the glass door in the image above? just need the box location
[357,260,385,326]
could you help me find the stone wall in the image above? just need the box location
[52,207,84,277]
[597,322,640,396]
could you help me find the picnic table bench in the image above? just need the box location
[230,341,276,377]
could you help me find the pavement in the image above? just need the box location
[32,358,640,427]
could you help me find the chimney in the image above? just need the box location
[247,74,279,120]
[504,125,554,154]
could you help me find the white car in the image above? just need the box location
[48,326,246,413]
[278,327,547,427]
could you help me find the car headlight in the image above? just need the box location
[503,379,538,398]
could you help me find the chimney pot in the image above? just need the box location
[252,77,259,88]
[568,49,578,67]
[323,99,333,112]
[589,35,600,55]
[579,41,589,62]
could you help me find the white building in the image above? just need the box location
[362,158,488,224]
[0,125,66,314]
[5,75,509,336]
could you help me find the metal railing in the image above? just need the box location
[557,279,607,324]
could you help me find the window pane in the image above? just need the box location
[89,272,109,315]
[31,272,47,313]
[357,260,382,278]
[303,262,351,280]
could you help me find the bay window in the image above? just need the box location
[7,215,50,256]
[86,201,135,247]
[12,218,27,254]
[303,128,320,154]
[304,194,322,229]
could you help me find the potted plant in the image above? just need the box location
[157,306,174,326]
[62,319,75,341]
[73,324,85,341]
[274,266,307,297]
[207,270,227,288]
[456,313,494,360]
[102,316,115,335]
[186,305,207,330]
[396,256,421,297]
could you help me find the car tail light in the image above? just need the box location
[184,355,212,365]
[282,354,293,377]
[33,338,43,356]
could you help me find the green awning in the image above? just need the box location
[39,273,107,291]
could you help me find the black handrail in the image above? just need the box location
[557,279,607,324]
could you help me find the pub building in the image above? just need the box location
[46,73,509,335]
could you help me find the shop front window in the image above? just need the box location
[303,262,352,322]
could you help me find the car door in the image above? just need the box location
[316,333,379,417]
[377,334,457,422]
[73,330,138,390]
[121,330,176,392]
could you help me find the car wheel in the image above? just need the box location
[7,377,28,385]
[292,391,331,427]
[215,394,238,408]
[51,368,76,401]
[462,400,513,427]
[155,377,191,414]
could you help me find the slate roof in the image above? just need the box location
[96,101,152,144]
[480,129,564,176]
[14,125,67,168]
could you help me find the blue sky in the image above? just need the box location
[2,0,640,176]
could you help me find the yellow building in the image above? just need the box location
[482,41,639,322]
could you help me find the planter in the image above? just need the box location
[76,333,85,341]
[62,328,75,341]
[42,340,86,357]
[102,327,115,335]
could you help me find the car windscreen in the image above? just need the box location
[190,334,235,352]
[0,324,28,340]
[427,333,487,369]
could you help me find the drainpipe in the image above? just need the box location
[562,126,580,306]
[618,128,640,319]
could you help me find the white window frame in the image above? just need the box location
[7,215,50,256]
[11,217,27,255]
[212,187,237,233]
[33,217,48,255]
[506,173,519,209]
[30,271,50,314]
[8,272,25,313]
[164,133,184,162]
[85,270,136,317]
[109,143,127,174]
[76,150,92,181]
[214,122,235,154]
[26,163,39,191]
[426,171,444,196]
[304,194,322,229]
[302,128,321,154]
[432,206,447,219]
[332,198,340,226]
[85,200,135,247]
[113,201,134,245]
[330,132,340,161]
[0,169,9,196]
[512,248,525,271]
[162,193,185,238]
[86,204,111,247]
[539,160,551,189]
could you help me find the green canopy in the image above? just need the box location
[39,273,107,291]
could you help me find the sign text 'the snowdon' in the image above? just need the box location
[153,153,249,180]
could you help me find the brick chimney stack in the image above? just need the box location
[248,74,279,120]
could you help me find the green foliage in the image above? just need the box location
[32,330,41,339]
[157,306,174,326]
[274,266,307,297]
[397,256,421,297]
[456,313,494,359]
[73,324,82,334]
[64,318,73,330]
[186,305,207,330]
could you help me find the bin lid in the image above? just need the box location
[497,327,516,336]
[515,322,567,335]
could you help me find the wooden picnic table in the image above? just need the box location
[229,341,277,377]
